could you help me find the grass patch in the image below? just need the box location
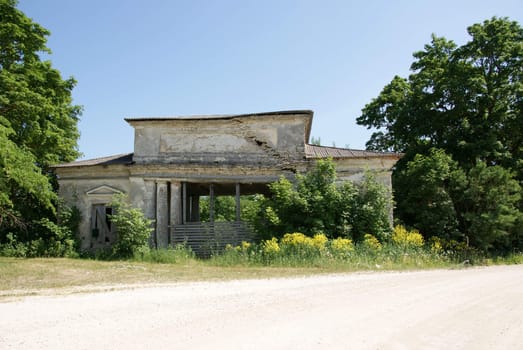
[0,257,329,298]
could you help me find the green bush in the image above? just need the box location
[362,233,382,251]
[0,204,80,258]
[108,194,154,259]
[256,158,392,241]
[0,233,28,257]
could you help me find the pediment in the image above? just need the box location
[86,185,123,196]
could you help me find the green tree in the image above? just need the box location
[357,17,522,178]
[393,149,462,241]
[357,17,523,251]
[453,162,522,251]
[351,172,393,242]
[0,0,81,235]
[199,195,263,223]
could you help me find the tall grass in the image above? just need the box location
[133,244,196,264]
[210,239,452,270]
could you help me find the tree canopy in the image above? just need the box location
[357,17,523,251]
[0,0,81,232]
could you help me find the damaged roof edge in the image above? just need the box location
[51,153,134,168]
[125,110,314,144]
[124,110,313,122]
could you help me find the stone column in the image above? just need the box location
[182,182,187,224]
[190,196,200,222]
[170,181,182,241]
[142,180,157,220]
[235,183,241,222]
[143,180,157,247]
[209,184,215,223]
[156,181,169,248]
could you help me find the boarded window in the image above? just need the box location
[91,204,116,244]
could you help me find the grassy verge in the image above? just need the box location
[2,232,521,299]
[3,254,518,299]
[0,257,335,298]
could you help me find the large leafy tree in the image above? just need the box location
[357,17,523,251]
[0,0,81,233]
[358,17,522,176]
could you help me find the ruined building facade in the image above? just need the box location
[53,110,400,252]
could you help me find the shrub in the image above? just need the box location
[281,232,313,248]
[0,203,81,258]
[391,225,424,249]
[312,233,328,251]
[351,172,393,241]
[362,234,382,251]
[329,237,354,259]
[279,232,325,261]
[439,238,482,264]
[109,194,154,259]
[262,238,280,256]
[429,237,443,254]
[0,233,28,257]
[31,218,78,257]
[0,218,78,258]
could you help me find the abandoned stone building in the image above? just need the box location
[53,110,400,254]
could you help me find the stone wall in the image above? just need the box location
[127,112,311,166]
[57,165,131,250]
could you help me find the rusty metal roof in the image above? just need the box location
[52,153,134,168]
[305,144,400,159]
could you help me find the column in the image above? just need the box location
[143,180,157,247]
[235,183,241,222]
[156,181,169,248]
[182,182,187,224]
[209,184,215,223]
[170,181,182,242]
[190,196,200,222]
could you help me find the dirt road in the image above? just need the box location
[1,265,522,349]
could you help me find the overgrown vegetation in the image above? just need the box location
[0,203,80,258]
[107,194,153,259]
[209,226,492,268]
[255,158,392,242]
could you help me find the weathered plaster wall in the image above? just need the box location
[57,165,131,250]
[332,156,397,187]
[129,113,310,166]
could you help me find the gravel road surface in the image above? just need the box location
[1,265,522,349]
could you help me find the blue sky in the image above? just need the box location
[17,0,523,160]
